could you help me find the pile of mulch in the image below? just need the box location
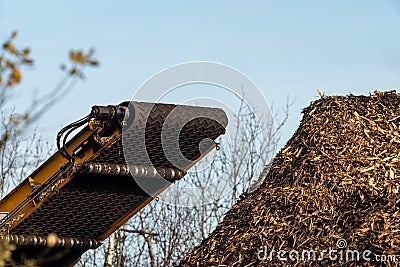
[179,91,400,266]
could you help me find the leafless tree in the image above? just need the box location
[0,31,290,267]
[0,30,99,266]
[84,97,290,267]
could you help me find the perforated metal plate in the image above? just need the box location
[7,101,227,267]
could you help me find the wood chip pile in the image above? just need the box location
[179,91,400,266]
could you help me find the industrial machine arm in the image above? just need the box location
[0,101,227,266]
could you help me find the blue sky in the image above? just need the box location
[1,0,400,147]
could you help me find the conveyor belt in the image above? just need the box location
[0,101,227,267]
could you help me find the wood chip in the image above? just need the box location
[179,91,400,266]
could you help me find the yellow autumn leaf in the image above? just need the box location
[23,58,33,65]
[6,43,17,55]
[10,116,19,125]
[22,48,30,56]
[10,31,17,39]
[76,51,85,63]
[88,60,99,66]
[69,68,77,75]
[70,51,77,62]
[70,50,86,64]
[5,60,13,68]
[12,68,21,83]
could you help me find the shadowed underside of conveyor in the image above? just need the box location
[0,101,227,266]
